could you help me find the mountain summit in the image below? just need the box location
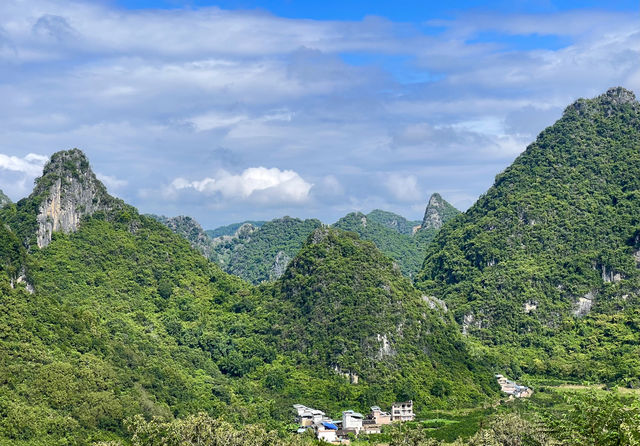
[417,87,640,380]
[420,193,459,230]
[2,149,123,249]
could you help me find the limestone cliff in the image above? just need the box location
[31,149,120,248]
[420,193,459,230]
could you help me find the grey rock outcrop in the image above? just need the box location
[573,291,595,317]
[569,87,638,118]
[151,214,216,258]
[33,149,118,248]
[420,193,459,230]
[270,250,292,280]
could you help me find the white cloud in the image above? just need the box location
[0,1,637,226]
[169,167,313,205]
[385,174,421,202]
[0,152,47,176]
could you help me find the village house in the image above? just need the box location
[293,405,327,427]
[495,374,533,398]
[342,410,364,434]
[294,401,415,442]
[391,401,415,422]
[369,406,392,425]
[315,421,339,443]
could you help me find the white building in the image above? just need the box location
[342,410,364,433]
[391,401,415,422]
[315,421,338,443]
[294,405,326,426]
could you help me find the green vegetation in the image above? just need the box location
[160,196,457,282]
[210,216,323,284]
[206,220,266,238]
[147,214,216,259]
[268,228,497,410]
[0,150,493,445]
[365,209,421,235]
[93,389,640,445]
[417,87,640,383]
[334,198,460,277]
[5,88,640,444]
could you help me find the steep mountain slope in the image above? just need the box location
[1,149,125,250]
[334,197,460,277]
[420,193,460,230]
[148,214,216,259]
[206,220,266,238]
[268,227,496,408]
[159,197,458,283]
[210,216,323,284]
[417,87,640,382]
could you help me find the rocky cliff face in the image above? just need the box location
[420,193,459,230]
[32,149,118,248]
[0,189,11,208]
[150,214,216,258]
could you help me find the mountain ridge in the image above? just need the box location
[416,86,640,382]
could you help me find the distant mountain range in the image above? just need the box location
[152,193,459,284]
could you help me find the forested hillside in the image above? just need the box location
[417,87,640,383]
[206,220,266,238]
[156,195,458,282]
[267,227,496,408]
[0,150,495,445]
[334,196,460,277]
[210,216,323,284]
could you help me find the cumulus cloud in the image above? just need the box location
[168,167,313,205]
[0,153,48,176]
[0,152,48,200]
[0,0,637,225]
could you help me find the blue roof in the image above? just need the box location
[321,422,338,430]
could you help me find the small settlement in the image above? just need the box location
[294,401,414,443]
[495,374,533,398]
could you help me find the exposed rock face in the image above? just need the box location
[270,250,291,280]
[420,193,459,230]
[601,265,623,283]
[235,222,258,238]
[573,291,595,317]
[151,214,215,258]
[422,295,448,312]
[523,301,538,313]
[569,87,638,118]
[33,149,117,248]
[0,189,10,208]
[462,313,482,335]
[376,334,396,359]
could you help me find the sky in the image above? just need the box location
[0,0,638,228]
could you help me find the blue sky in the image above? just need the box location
[0,0,638,228]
